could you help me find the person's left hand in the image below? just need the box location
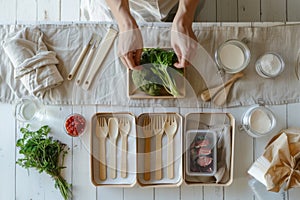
[171,17,198,68]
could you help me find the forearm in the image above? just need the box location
[105,0,137,30]
[175,0,200,25]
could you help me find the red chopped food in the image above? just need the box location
[195,139,210,147]
[197,147,211,155]
[188,131,216,174]
[65,114,86,137]
[197,156,213,167]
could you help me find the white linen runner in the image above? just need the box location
[0,23,299,107]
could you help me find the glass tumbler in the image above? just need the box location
[14,96,46,122]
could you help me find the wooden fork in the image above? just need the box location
[119,118,131,178]
[142,115,152,181]
[152,115,164,180]
[96,117,109,181]
[164,115,178,179]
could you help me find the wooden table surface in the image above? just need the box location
[1,0,300,200]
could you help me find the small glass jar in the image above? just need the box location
[255,52,285,78]
[64,113,86,137]
[215,39,251,74]
[241,105,276,138]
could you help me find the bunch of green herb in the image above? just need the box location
[132,48,183,96]
[16,125,71,200]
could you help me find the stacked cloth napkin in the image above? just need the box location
[2,27,63,98]
[248,129,300,192]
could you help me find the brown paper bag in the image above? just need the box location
[263,128,300,192]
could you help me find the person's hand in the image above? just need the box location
[171,16,198,68]
[118,18,143,70]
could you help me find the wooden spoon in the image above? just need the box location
[200,72,244,102]
[212,80,236,106]
[108,117,119,179]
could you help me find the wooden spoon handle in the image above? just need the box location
[201,72,244,102]
[201,84,225,102]
[110,140,117,179]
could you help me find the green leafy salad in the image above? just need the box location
[16,125,71,200]
[132,48,184,96]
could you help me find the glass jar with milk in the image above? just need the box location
[215,39,251,74]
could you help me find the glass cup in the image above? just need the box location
[14,96,46,122]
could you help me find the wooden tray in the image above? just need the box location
[136,113,183,187]
[90,112,137,187]
[183,112,235,186]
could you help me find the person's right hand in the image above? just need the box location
[171,17,198,68]
[118,18,143,70]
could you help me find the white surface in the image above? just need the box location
[1,1,300,200]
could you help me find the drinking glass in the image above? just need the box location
[14,96,46,122]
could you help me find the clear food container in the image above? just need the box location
[185,130,217,176]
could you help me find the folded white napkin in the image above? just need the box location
[2,27,63,97]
